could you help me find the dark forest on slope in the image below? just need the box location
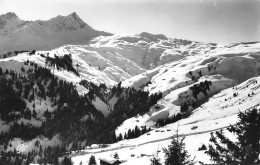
[0,61,162,164]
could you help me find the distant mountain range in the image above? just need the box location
[0,12,111,53]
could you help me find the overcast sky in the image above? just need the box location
[0,0,259,43]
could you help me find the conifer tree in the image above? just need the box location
[32,109,37,118]
[163,131,195,165]
[205,108,260,165]
[88,155,96,165]
[62,156,72,165]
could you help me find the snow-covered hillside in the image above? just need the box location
[0,12,111,53]
[0,46,145,88]
[0,44,146,116]
[0,32,229,87]
[72,62,260,165]
[70,42,260,165]
[90,33,216,70]
[120,41,260,125]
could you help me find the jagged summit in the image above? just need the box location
[47,12,89,32]
[68,12,87,28]
[0,12,18,20]
[0,12,20,30]
[68,12,81,20]
[0,12,112,53]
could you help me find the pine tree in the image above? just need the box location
[21,66,25,72]
[88,155,96,165]
[25,155,31,165]
[32,109,37,118]
[205,108,260,165]
[14,155,21,165]
[62,156,72,165]
[117,133,123,141]
[163,131,195,165]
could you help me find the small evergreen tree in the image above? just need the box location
[62,156,72,165]
[32,109,37,118]
[21,66,25,72]
[88,155,96,165]
[163,131,195,165]
[117,133,123,141]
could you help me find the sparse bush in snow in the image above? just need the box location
[198,144,207,151]
[233,92,238,97]
[150,151,162,165]
[113,152,119,159]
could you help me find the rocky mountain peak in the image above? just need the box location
[48,12,89,32]
[0,12,18,20]
[67,12,86,29]
[0,12,20,30]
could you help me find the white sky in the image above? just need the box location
[0,0,260,43]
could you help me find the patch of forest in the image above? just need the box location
[0,62,162,164]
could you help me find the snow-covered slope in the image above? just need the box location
[90,33,216,70]
[72,67,260,165]
[0,46,145,89]
[120,42,260,122]
[1,34,260,118]
[70,41,260,164]
[0,12,111,53]
[1,18,260,164]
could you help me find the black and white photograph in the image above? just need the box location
[0,0,260,164]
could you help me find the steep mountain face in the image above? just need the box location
[0,12,111,53]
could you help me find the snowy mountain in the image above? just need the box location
[72,76,260,164]
[71,41,260,165]
[0,32,219,87]
[117,41,260,136]
[0,14,260,164]
[89,33,214,69]
[0,12,111,53]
